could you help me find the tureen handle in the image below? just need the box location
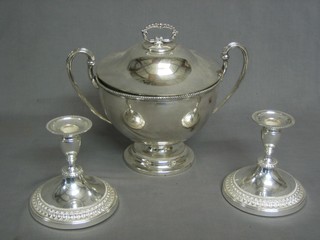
[212,42,249,114]
[142,23,178,43]
[66,48,112,124]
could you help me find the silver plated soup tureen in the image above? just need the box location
[66,23,248,176]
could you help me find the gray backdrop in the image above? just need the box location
[1,0,319,239]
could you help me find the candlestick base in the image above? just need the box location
[222,165,306,217]
[29,174,118,229]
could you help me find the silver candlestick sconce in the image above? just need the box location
[222,110,306,217]
[29,116,119,229]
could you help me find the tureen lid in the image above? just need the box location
[96,23,221,96]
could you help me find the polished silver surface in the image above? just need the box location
[66,48,111,124]
[128,57,191,86]
[123,100,146,130]
[142,23,178,44]
[142,23,178,53]
[66,23,248,176]
[124,142,194,176]
[29,116,119,229]
[222,110,306,217]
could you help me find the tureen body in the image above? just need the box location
[66,23,248,176]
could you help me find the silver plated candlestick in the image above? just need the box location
[29,116,119,229]
[222,110,306,217]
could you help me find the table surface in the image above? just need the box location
[1,1,319,239]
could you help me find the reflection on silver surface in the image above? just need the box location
[222,110,306,217]
[123,100,145,130]
[29,116,118,229]
[128,57,191,86]
[181,98,200,129]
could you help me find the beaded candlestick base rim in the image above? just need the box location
[29,176,119,229]
[222,165,306,217]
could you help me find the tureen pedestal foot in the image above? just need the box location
[29,116,119,229]
[124,142,194,176]
[222,110,306,217]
